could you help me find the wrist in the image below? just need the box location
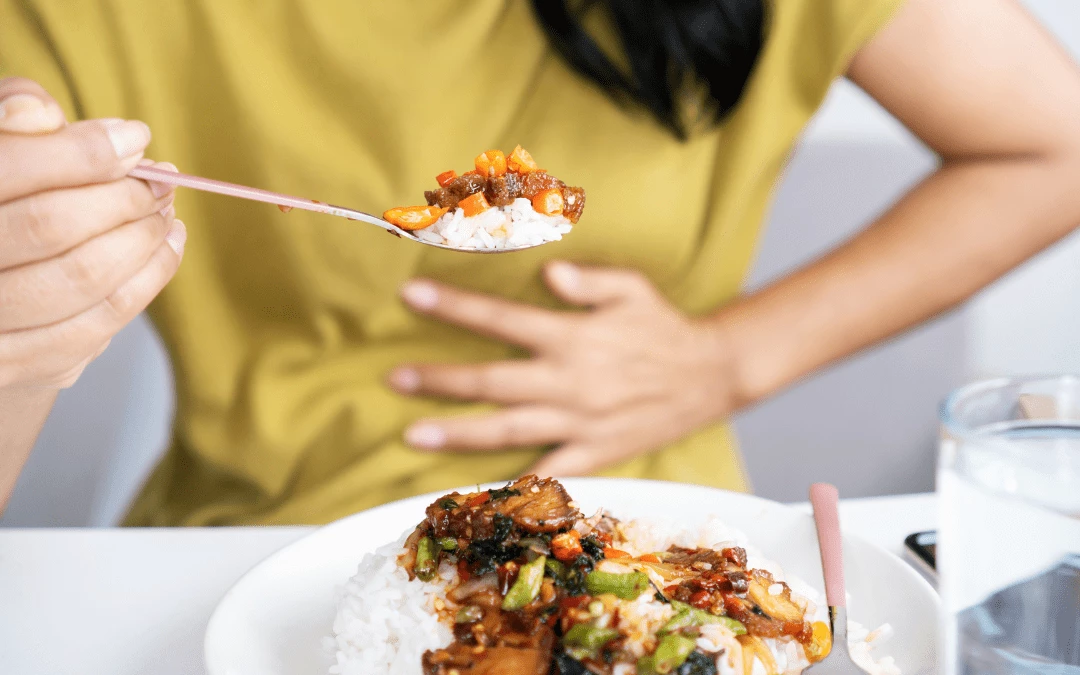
[0,386,59,514]
[703,300,783,413]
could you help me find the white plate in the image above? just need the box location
[205,478,938,675]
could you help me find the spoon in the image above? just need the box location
[128,165,537,254]
[806,483,871,674]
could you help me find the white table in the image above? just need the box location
[0,493,935,675]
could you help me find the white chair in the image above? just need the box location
[0,313,175,527]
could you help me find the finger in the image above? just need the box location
[0,220,184,389]
[0,207,174,330]
[528,443,606,478]
[0,118,151,204]
[50,338,111,390]
[543,261,657,308]
[0,77,67,134]
[400,279,565,349]
[0,162,176,268]
[404,406,576,452]
[388,361,567,404]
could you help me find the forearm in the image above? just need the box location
[717,153,1080,407]
[0,388,57,512]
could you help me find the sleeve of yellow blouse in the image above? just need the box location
[0,0,79,119]
[765,0,907,110]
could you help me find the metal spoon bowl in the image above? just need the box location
[129,165,544,254]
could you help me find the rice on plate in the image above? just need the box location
[324,476,899,675]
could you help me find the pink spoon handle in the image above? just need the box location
[810,482,846,608]
[128,165,392,229]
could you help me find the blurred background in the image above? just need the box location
[3,0,1078,527]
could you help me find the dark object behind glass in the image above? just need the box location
[904,530,937,578]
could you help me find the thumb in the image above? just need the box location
[543,261,656,308]
[0,77,67,134]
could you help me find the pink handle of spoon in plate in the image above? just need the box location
[810,482,845,608]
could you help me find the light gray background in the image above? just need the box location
[4,0,1078,525]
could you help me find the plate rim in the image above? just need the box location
[203,477,939,672]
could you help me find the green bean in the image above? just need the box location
[455,605,484,624]
[437,537,458,551]
[502,555,547,611]
[545,558,567,579]
[661,601,746,635]
[585,570,651,600]
[636,634,697,674]
[562,622,620,653]
[414,536,438,582]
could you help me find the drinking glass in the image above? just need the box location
[939,376,1080,674]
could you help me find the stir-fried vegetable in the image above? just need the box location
[676,652,718,675]
[637,634,697,674]
[382,205,448,230]
[474,149,508,177]
[405,476,819,675]
[737,635,778,675]
[507,144,539,173]
[531,187,564,216]
[502,555,547,610]
[661,601,746,635]
[459,192,491,217]
[437,537,458,552]
[562,622,620,656]
[414,536,438,582]
[746,572,803,622]
[455,605,484,624]
[805,621,832,662]
[551,531,584,562]
[586,570,651,600]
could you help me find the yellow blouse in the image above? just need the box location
[1,0,902,525]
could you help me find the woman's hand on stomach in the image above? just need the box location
[0,77,185,391]
[388,262,738,476]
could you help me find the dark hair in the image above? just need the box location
[530,0,766,138]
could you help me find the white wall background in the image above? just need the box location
[3,0,1079,524]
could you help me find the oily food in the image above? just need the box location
[326,477,900,675]
[382,147,584,250]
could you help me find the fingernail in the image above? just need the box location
[401,281,438,310]
[406,423,446,450]
[389,368,421,393]
[160,204,175,221]
[0,93,45,120]
[104,119,151,159]
[151,182,174,200]
[150,181,172,199]
[548,261,578,291]
[149,162,178,198]
[165,219,187,257]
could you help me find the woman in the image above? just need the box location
[1,0,1079,524]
